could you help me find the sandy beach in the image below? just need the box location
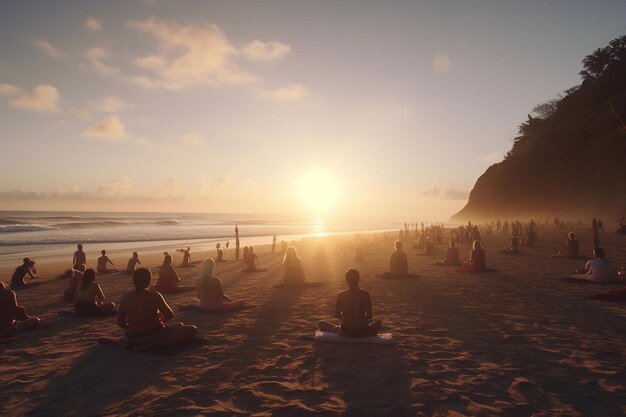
[1,226,626,417]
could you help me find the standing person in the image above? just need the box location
[74,269,116,317]
[97,250,118,274]
[11,258,39,289]
[73,244,86,269]
[318,269,382,338]
[272,235,277,253]
[117,268,197,350]
[235,225,240,260]
[282,246,306,287]
[0,282,41,338]
[126,252,141,274]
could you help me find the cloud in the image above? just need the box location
[0,83,19,96]
[68,107,92,121]
[433,53,451,73]
[91,96,134,113]
[126,18,259,90]
[156,178,184,199]
[86,47,120,77]
[34,40,64,58]
[83,115,127,140]
[242,40,291,62]
[261,84,309,102]
[9,84,60,112]
[180,133,203,146]
[97,175,133,197]
[422,185,468,200]
[85,17,103,31]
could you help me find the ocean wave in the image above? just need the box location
[52,221,130,229]
[0,225,59,233]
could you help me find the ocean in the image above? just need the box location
[0,211,400,268]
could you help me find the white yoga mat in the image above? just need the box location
[314,330,395,345]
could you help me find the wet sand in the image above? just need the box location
[1,226,626,416]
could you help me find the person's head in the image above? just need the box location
[81,268,96,290]
[472,240,482,251]
[101,250,106,255]
[133,268,152,292]
[163,254,172,265]
[394,240,402,250]
[77,244,83,250]
[201,258,215,279]
[284,246,298,263]
[593,247,605,259]
[22,257,30,265]
[449,241,456,248]
[28,260,35,268]
[568,232,576,240]
[187,246,190,251]
[345,268,360,289]
[250,246,255,254]
[132,252,138,258]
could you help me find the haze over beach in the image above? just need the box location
[2,1,626,416]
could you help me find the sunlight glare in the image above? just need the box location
[295,171,340,214]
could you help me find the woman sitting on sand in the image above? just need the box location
[0,281,42,338]
[283,246,306,287]
[117,269,197,350]
[571,247,618,283]
[558,232,580,258]
[97,250,118,274]
[152,254,181,292]
[61,268,83,302]
[126,252,141,274]
[245,246,259,272]
[196,259,245,311]
[381,240,410,279]
[74,269,116,317]
[437,241,459,265]
[458,240,486,272]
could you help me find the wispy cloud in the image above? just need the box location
[0,83,19,96]
[83,115,127,140]
[261,84,310,102]
[33,39,64,58]
[85,17,103,31]
[422,185,468,200]
[85,47,120,77]
[8,84,60,112]
[242,40,291,62]
[91,96,134,113]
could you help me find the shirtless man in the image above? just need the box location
[126,252,141,274]
[381,240,409,278]
[117,268,197,350]
[97,250,118,274]
[73,244,86,269]
[0,281,41,337]
[318,269,382,338]
[11,258,38,289]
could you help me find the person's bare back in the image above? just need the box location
[335,288,372,335]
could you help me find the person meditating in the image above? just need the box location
[126,252,141,274]
[457,240,487,272]
[177,247,192,267]
[437,241,459,265]
[61,268,83,302]
[0,281,42,338]
[381,240,413,279]
[216,247,225,263]
[116,268,197,350]
[11,258,39,289]
[245,246,260,272]
[73,244,86,269]
[498,235,520,254]
[282,246,306,287]
[196,259,245,311]
[558,232,580,258]
[318,268,382,338]
[74,269,116,317]
[153,254,181,293]
[570,247,618,283]
[97,250,118,274]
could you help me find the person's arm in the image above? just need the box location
[73,253,77,266]
[216,279,231,301]
[108,257,115,266]
[365,292,373,320]
[95,284,105,302]
[137,259,142,265]
[334,295,341,319]
[155,292,175,322]
[116,296,127,329]
[27,268,37,279]
[172,268,180,283]
[9,290,20,314]
[585,260,592,274]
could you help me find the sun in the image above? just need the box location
[295,171,340,214]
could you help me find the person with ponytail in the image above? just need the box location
[74,269,116,316]
[116,268,197,349]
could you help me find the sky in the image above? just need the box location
[0,0,625,221]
